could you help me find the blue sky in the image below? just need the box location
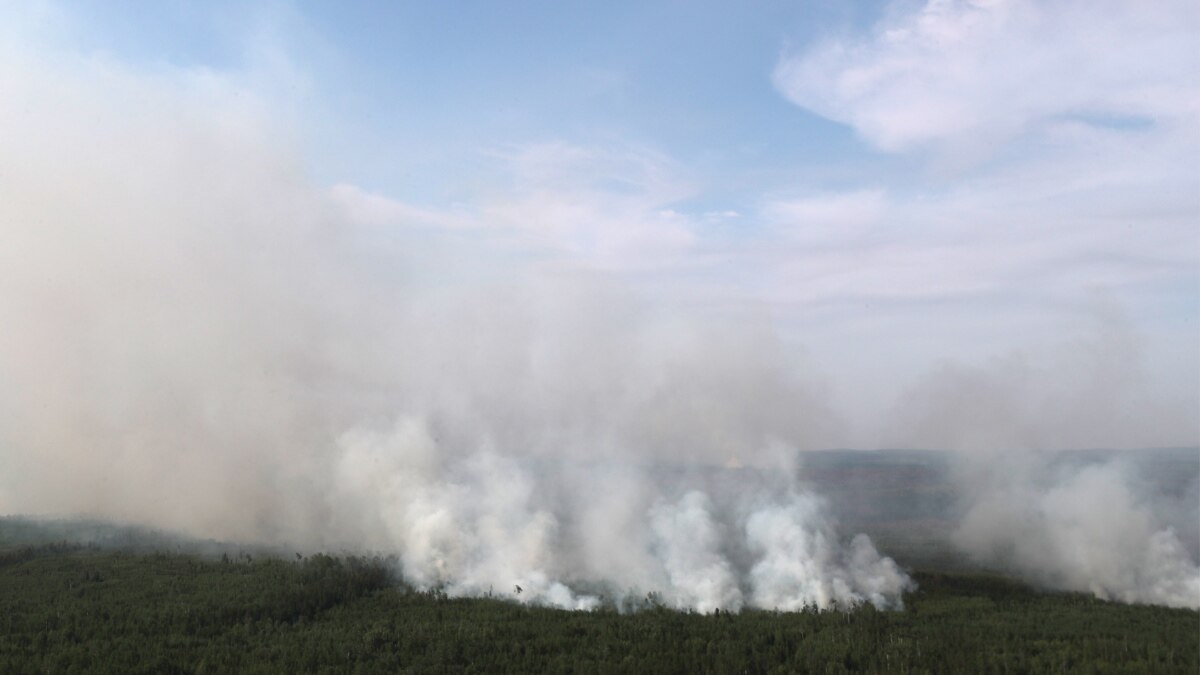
[54,0,898,200]
[1,0,1197,449]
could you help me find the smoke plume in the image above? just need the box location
[888,310,1200,609]
[0,30,908,612]
[952,457,1198,608]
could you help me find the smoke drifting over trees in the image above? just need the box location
[1,9,1196,611]
[0,39,908,611]
[886,311,1200,609]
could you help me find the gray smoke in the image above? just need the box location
[888,309,1200,609]
[952,456,1198,608]
[0,34,908,612]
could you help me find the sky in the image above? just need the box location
[2,0,1198,450]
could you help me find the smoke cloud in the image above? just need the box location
[887,310,1200,609]
[953,457,1198,608]
[0,28,906,612]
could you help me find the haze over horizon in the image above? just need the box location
[1,0,1197,610]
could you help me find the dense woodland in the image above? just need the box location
[1,539,1196,674]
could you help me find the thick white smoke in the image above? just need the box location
[326,419,909,611]
[746,496,910,611]
[0,28,907,613]
[648,491,743,612]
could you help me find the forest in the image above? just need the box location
[1,534,1196,674]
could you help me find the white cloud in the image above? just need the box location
[762,0,1199,311]
[480,143,699,269]
[766,189,887,243]
[774,0,1200,155]
[332,142,700,272]
[330,183,477,230]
